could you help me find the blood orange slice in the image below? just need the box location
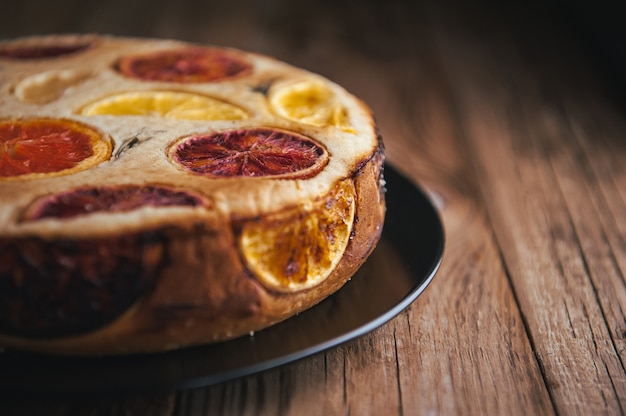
[0,39,92,59]
[0,119,111,180]
[239,179,356,292]
[117,47,252,83]
[23,185,207,221]
[268,79,355,132]
[0,232,164,338]
[81,90,248,121]
[169,127,328,178]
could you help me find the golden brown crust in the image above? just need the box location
[0,35,385,355]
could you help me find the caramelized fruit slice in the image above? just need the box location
[0,232,164,338]
[240,179,356,292]
[268,79,355,132]
[170,127,328,178]
[81,90,248,121]
[23,185,206,221]
[0,39,92,59]
[0,119,111,179]
[117,47,252,83]
[15,69,93,104]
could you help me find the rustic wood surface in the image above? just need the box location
[2,0,625,414]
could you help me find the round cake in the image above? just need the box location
[0,34,385,355]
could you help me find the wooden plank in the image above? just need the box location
[558,83,626,377]
[430,2,626,413]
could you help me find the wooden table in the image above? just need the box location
[2,0,625,414]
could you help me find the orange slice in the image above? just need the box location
[239,179,356,292]
[0,118,111,180]
[81,90,248,121]
[0,233,162,338]
[23,185,207,221]
[169,127,328,178]
[0,40,92,60]
[268,79,355,133]
[116,47,252,83]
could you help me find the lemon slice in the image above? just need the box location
[268,80,355,133]
[240,179,356,292]
[81,90,248,121]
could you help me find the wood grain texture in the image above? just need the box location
[1,0,625,414]
[429,2,626,413]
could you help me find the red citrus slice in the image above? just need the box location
[0,232,164,338]
[240,179,356,292]
[23,185,207,221]
[0,119,111,180]
[169,128,329,178]
[0,41,92,59]
[117,47,252,83]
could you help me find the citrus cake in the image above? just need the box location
[0,34,385,355]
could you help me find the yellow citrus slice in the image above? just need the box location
[268,79,355,133]
[0,118,111,180]
[81,90,248,121]
[239,179,355,292]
